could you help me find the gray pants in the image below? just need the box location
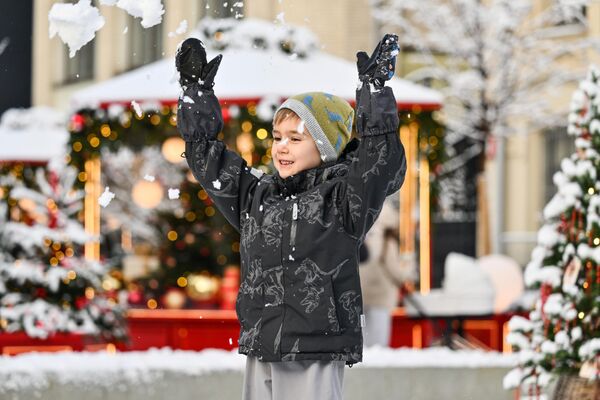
[242,356,345,400]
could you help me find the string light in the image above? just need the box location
[146,299,158,309]
[167,231,178,241]
[177,277,188,287]
[100,124,111,137]
[257,128,268,139]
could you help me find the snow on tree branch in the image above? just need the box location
[371,0,600,144]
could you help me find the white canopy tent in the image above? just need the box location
[71,48,443,110]
[0,107,68,163]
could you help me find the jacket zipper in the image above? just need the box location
[290,202,298,247]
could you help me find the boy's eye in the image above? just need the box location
[273,137,281,141]
[291,137,301,142]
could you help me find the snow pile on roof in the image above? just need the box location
[71,18,443,110]
[0,346,517,392]
[197,17,319,58]
[0,107,68,162]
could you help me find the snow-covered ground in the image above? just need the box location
[0,347,524,400]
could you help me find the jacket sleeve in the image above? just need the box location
[341,84,407,239]
[178,82,262,232]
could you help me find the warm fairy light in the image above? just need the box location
[89,137,100,147]
[73,141,83,152]
[232,241,240,252]
[50,257,59,266]
[44,238,52,247]
[578,312,585,319]
[177,277,188,287]
[185,211,196,222]
[161,136,186,163]
[147,299,158,309]
[594,238,600,246]
[65,248,74,257]
[167,230,178,241]
[150,114,161,125]
[169,115,177,126]
[217,255,227,265]
[100,124,111,137]
[18,198,36,212]
[205,206,215,216]
[257,128,268,139]
[85,287,95,299]
[67,270,77,280]
[0,319,7,329]
[197,190,208,200]
[185,233,195,244]
[583,282,589,289]
[131,180,163,209]
[241,121,253,132]
[78,172,87,182]
[52,242,61,251]
[588,187,595,195]
[106,343,117,354]
[237,131,254,153]
[56,251,65,260]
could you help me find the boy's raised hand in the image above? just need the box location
[176,38,222,89]
[355,34,400,136]
[175,38,224,141]
[356,34,399,89]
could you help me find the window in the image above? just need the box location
[544,127,575,203]
[203,0,241,19]
[553,3,587,26]
[63,1,95,82]
[127,16,163,69]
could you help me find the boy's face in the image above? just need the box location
[272,116,322,179]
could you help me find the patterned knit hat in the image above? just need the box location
[275,92,354,162]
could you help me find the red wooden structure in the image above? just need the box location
[0,307,519,356]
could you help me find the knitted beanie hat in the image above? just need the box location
[275,92,354,162]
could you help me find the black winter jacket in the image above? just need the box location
[178,82,407,365]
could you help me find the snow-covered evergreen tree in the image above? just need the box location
[504,67,600,393]
[0,158,127,340]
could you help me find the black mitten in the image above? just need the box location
[355,34,400,136]
[175,38,224,141]
[356,34,399,89]
[176,38,222,89]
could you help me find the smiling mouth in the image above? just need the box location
[279,160,294,166]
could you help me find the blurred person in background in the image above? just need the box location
[359,197,416,347]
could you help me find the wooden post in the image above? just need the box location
[84,158,101,261]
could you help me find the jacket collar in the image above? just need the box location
[272,138,359,197]
[274,160,340,197]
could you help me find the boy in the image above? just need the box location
[176,34,406,400]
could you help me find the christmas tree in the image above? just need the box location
[504,67,600,394]
[0,158,127,340]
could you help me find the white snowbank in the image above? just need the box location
[0,347,517,390]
